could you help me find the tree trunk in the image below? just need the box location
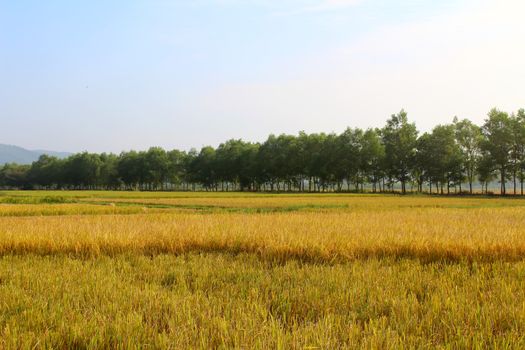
[501,168,506,195]
[514,171,517,195]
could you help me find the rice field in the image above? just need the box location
[1,191,525,348]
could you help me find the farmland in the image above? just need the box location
[1,191,525,348]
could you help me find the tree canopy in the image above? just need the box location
[2,108,524,195]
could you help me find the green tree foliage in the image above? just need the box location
[117,151,142,190]
[27,155,64,188]
[510,109,525,195]
[190,146,218,191]
[417,125,462,194]
[98,153,120,190]
[1,107,524,195]
[215,140,256,191]
[0,163,30,188]
[381,110,418,194]
[144,147,170,190]
[453,117,482,194]
[166,149,187,189]
[63,152,102,189]
[338,128,363,191]
[360,129,385,193]
[480,109,514,195]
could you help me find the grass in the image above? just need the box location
[1,191,525,348]
[2,254,525,349]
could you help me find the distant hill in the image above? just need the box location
[0,144,71,165]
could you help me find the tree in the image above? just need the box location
[257,134,299,191]
[477,152,496,194]
[338,128,363,191]
[117,151,142,190]
[63,152,102,189]
[299,132,327,192]
[98,153,120,189]
[480,109,513,195]
[510,109,525,195]
[237,142,260,191]
[416,132,435,193]
[453,117,482,194]
[381,110,418,194]
[215,140,254,191]
[167,149,187,190]
[143,147,170,190]
[0,163,30,188]
[27,155,64,189]
[190,146,218,191]
[4,106,525,195]
[183,149,198,191]
[317,133,340,191]
[257,135,280,191]
[427,124,462,194]
[360,129,385,192]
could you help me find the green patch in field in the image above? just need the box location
[83,200,350,214]
[0,195,74,204]
[160,272,179,288]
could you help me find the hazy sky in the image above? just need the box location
[1,0,524,153]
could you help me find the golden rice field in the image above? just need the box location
[1,191,525,348]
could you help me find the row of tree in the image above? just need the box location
[2,108,525,194]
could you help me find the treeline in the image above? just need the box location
[2,108,525,194]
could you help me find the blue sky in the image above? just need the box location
[1,0,524,152]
